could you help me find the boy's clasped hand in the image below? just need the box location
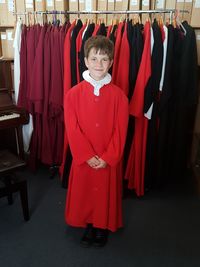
[86,156,107,169]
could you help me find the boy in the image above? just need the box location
[64,35,129,247]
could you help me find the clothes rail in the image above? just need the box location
[13,9,189,15]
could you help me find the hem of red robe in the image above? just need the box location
[66,219,123,233]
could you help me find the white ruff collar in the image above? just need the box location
[82,70,111,96]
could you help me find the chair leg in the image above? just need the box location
[4,176,13,205]
[19,181,30,221]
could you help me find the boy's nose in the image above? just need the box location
[96,60,103,67]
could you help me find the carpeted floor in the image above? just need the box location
[0,166,200,267]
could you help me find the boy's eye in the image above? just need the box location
[103,58,109,61]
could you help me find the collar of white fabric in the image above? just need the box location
[82,70,111,96]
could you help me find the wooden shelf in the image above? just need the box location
[0,57,14,62]
[0,26,14,28]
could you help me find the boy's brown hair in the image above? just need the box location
[84,35,114,60]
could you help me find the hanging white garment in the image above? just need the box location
[144,26,155,120]
[13,19,33,153]
[159,25,168,92]
[13,19,22,104]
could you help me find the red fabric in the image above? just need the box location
[49,26,64,165]
[92,24,100,36]
[106,25,112,37]
[63,21,76,94]
[60,21,76,176]
[125,21,151,196]
[64,81,129,232]
[112,22,124,83]
[17,25,27,109]
[29,25,47,114]
[40,25,53,165]
[28,25,47,165]
[114,22,130,96]
[129,21,151,117]
[160,24,165,42]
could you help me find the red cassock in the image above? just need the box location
[64,81,129,232]
[114,22,130,97]
[60,21,76,177]
[125,21,151,196]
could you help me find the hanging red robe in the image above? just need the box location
[125,21,151,196]
[60,21,76,177]
[114,22,130,96]
[48,26,64,165]
[92,24,100,36]
[106,24,112,38]
[112,22,124,83]
[64,81,129,232]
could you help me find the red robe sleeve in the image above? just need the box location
[64,91,96,165]
[115,22,130,96]
[101,94,129,167]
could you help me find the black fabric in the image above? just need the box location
[128,23,144,101]
[124,23,143,171]
[79,23,95,81]
[144,20,163,113]
[70,19,83,87]
[155,25,175,186]
[109,24,117,44]
[96,23,107,36]
[166,23,198,179]
[144,21,163,189]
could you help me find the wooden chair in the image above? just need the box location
[0,150,29,221]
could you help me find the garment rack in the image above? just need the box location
[14,9,189,25]
[13,9,188,15]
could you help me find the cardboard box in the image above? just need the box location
[165,0,176,8]
[16,0,25,12]
[35,0,46,11]
[7,0,16,26]
[97,0,107,24]
[0,32,8,58]
[46,0,55,22]
[79,0,87,23]
[141,0,150,24]
[69,0,79,22]
[25,0,34,11]
[165,0,176,21]
[80,0,98,23]
[129,0,140,20]
[175,0,185,21]
[107,0,115,26]
[182,0,193,23]
[191,0,200,27]
[55,0,68,11]
[55,0,68,23]
[0,1,8,26]
[115,0,129,20]
[6,29,14,58]
[15,0,26,24]
[154,0,166,21]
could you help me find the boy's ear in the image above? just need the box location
[109,59,114,68]
[84,57,89,68]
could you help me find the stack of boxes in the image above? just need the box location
[0,0,200,61]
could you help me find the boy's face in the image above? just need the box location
[84,48,113,81]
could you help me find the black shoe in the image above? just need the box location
[93,228,108,248]
[80,224,95,248]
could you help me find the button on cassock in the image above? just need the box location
[94,98,99,102]
[95,123,100,127]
